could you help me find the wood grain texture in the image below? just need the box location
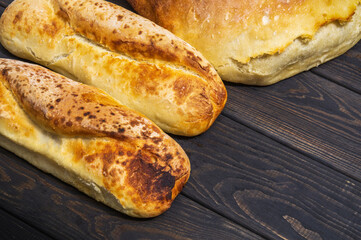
[311,42,361,94]
[0,1,11,8]
[0,146,262,240]
[0,42,21,60]
[174,116,361,240]
[223,71,361,181]
[0,208,52,240]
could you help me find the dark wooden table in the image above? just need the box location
[1,1,361,239]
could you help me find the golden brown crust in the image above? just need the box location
[1,59,153,139]
[0,0,226,136]
[0,58,190,217]
[57,0,216,80]
[128,0,361,85]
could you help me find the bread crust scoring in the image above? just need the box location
[0,0,227,136]
[0,58,190,217]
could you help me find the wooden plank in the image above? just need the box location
[223,72,361,181]
[0,1,11,8]
[0,146,263,240]
[0,43,22,60]
[0,208,52,240]
[311,42,361,94]
[174,116,361,240]
[108,0,134,10]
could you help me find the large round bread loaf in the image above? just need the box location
[127,0,361,85]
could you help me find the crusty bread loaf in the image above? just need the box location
[0,58,190,218]
[127,0,361,85]
[0,0,227,136]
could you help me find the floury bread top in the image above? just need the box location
[128,0,361,85]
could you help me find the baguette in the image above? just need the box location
[0,58,190,218]
[127,0,361,85]
[0,0,227,136]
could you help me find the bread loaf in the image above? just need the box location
[0,0,227,136]
[127,0,361,85]
[0,58,190,218]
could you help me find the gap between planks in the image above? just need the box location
[0,205,54,240]
[179,107,361,239]
[221,68,361,182]
[220,100,361,184]
[179,191,270,240]
[311,42,361,94]
[311,70,361,95]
